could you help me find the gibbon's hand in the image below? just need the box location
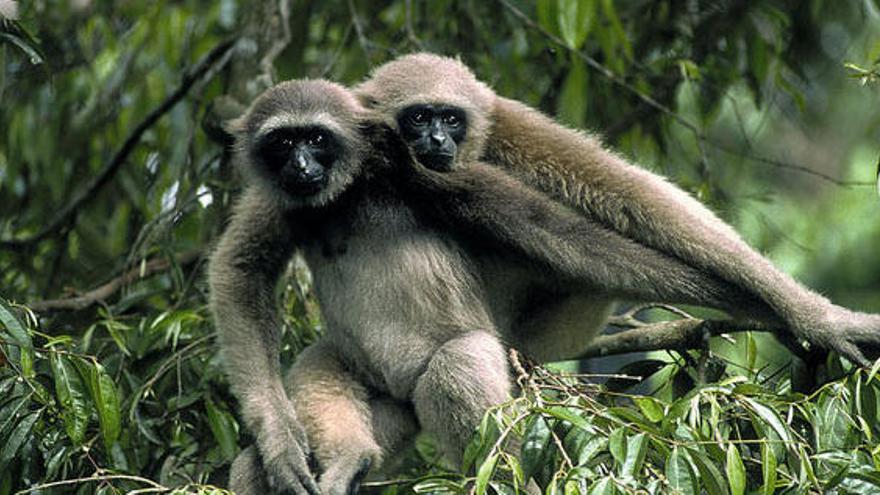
[796,307,880,367]
[256,398,320,495]
[318,455,373,495]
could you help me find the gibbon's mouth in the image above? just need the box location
[417,152,455,172]
[284,176,327,196]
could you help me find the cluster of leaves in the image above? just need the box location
[0,295,236,494]
[407,355,880,495]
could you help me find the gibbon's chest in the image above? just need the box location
[302,198,494,399]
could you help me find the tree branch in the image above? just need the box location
[28,250,202,312]
[576,318,783,359]
[0,38,237,252]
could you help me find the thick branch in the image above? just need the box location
[576,318,782,359]
[28,250,202,312]
[0,38,237,251]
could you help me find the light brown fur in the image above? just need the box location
[355,52,880,365]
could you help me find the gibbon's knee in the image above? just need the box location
[228,445,269,495]
[412,331,511,465]
[284,342,385,469]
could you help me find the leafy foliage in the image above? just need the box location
[2,0,880,493]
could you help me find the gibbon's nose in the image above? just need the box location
[294,149,310,171]
[429,120,447,145]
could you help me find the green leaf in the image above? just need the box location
[608,427,626,468]
[475,453,499,495]
[761,442,777,495]
[633,397,665,423]
[0,410,40,473]
[413,479,464,493]
[540,406,592,431]
[588,477,615,495]
[557,0,594,50]
[88,362,121,451]
[557,55,588,128]
[742,397,791,444]
[689,449,727,495]
[205,398,238,461]
[0,297,35,378]
[621,433,648,479]
[49,354,91,445]
[521,415,552,482]
[726,444,746,495]
[666,447,698,494]
[0,395,31,440]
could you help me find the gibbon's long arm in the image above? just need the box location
[393,153,775,319]
[208,189,319,495]
[486,96,880,364]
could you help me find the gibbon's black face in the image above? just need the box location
[397,104,468,171]
[256,125,342,196]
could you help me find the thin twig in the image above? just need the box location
[347,0,373,62]
[0,38,237,251]
[257,0,292,88]
[14,474,167,495]
[496,0,872,187]
[27,249,202,312]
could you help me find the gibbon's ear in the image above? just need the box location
[223,115,247,140]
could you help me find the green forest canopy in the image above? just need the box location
[1,1,880,493]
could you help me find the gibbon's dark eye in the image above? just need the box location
[409,110,428,125]
[442,113,460,127]
[307,131,326,147]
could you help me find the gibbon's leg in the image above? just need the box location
[229,446,270,495]
[487,96,880,364]
[412,331,512,466]
[287,340,419,495]
[513,294,615,362]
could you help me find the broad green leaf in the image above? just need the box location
[726,444,746,495]
[742,397,791,444]
[49,354,91,445]
[578,435,608,467]
[666,447,698,494]
[413,479,464,493]
[689,448,727,495]
[0,395,30,440]
[621,433,648,479]
[205,398,238,461]
[746,333,757,372]
[599,0,631,58]
[588,477,615,495]
[536,0,558,35]
[557,0,594,50]
[633,397,665,423]
[0,297,34,378]
[557,55,588,128]
[0,410,40,473]
[521,415,552,482]
[761,442,777,495]
[540,406,592,431]
[475,453,499,495]
[88,362,121,450]
[608,427,626,467]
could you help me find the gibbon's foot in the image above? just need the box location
[256,401,321,495]
[318,455,373,495]
[796,307,880,367]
